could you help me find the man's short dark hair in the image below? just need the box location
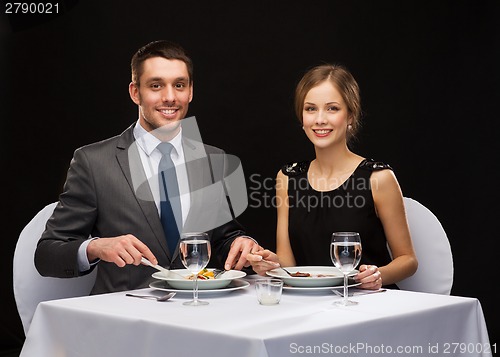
[131,40,193,85]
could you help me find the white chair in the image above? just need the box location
[13,202,97,335]
[394,197,454,295]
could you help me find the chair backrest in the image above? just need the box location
[13,202,97,335]
[395,197,454,294]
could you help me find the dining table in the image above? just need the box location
[20,275,493,357]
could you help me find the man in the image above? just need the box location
[34,40,259,294]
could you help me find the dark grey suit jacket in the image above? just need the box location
[35,124,246,294]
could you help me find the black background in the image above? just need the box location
[1,0,499,354]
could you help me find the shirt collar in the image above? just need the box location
[133,120,183,157]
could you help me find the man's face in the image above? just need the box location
[129,57,193,138]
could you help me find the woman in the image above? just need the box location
[249,64,417,290]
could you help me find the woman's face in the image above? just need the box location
[302,80,350,149]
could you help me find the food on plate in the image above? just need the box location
[186,269,215,280]
[289,272,338,278]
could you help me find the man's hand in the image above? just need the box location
[224,236,260,271]
[87,234,157,268]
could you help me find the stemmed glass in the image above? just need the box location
[179,232,211,306]
[330,232,362,306]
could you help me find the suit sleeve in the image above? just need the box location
[34,148,98,278]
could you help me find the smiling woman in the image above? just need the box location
[294,64,362,145]
[302,81,351,150]
[247,64,418,291]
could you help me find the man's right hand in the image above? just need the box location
[87,234,157,268]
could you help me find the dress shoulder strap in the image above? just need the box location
[281,161,310,177]
[359,158,393,171]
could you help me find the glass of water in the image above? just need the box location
[330,232,362,306]
[179,232,211,306]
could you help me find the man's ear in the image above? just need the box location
[129,82,140,105]
[189,82,194,103]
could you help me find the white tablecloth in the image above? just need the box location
[21,276,492,357]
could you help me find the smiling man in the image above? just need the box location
[34,40,259,294]
[129,54,192,140]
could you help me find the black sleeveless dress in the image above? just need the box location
[283,158,394,275]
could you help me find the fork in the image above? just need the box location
[141,257,185,279]
[279,267,293,276]
[259,259,292,276]
[212,269,228,279]
[126,292,176,301]
[271,264,293,276]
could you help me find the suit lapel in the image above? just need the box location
[182,139,232,237]
[115,125,171,260]
[183,138,209,198]
[113,129,220,264]
[182,138,211,234]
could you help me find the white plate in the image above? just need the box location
[266,266,358,287]
[149,278,250,294]
[283,281,361,291]
[152,269,247,290]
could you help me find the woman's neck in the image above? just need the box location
[309,144,363,191]
[313,144,357,175]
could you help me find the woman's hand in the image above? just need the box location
[355,264,383,290]
[246,250,280,276]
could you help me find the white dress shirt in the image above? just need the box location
[132,121,191,221]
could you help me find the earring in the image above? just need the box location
[348,124,353,130]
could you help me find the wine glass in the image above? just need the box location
[179,232,211,306]
[330,232,362,306]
